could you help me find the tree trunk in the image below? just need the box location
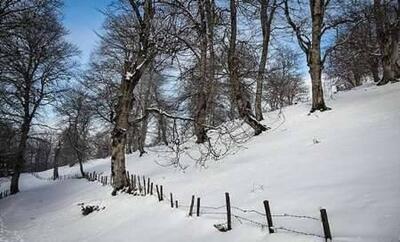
[126,127,134,154]
[369,59,381,83]
[138,72,152,156]
[111,75,135,194]
[205,0,217,126]
[157,114,168,145]
[138,114,148,157]
[374,0,399,85]
[110,0,154,194]
[255,0,275,121]
[309,0,328,112]
[194,0,209,144]
[390,11,400,79]
[229,0,268,135]
[53,140,61,180]
[10,121,30,194]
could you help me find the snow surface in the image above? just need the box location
[1,83,400,242]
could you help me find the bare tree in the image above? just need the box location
[373,0,400,85]
[254,0,278,121]
[326,20,379,89]
[265,46,307,110]
[228,0,268,135]
[284,0,358,112]
[0,0,78,194]
[57,89,94,177]
[105,0,176,194]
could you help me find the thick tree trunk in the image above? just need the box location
[77,155,85,177]
[374,0,399,85]
[111,76,134,194]
[229,0,268,135]
[10,171,20,194]
[309,57,327,112]
[369,59,381,83]
[309,0,328,112]
[10,121,30,194]
[379,35,397,85]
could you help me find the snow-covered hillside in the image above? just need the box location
[1,83,399,242]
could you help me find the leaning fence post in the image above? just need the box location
[156,185,161,201]
[320,208,332,241]
[225,192,232,231]
[170,193,174,208]
[196,197,201,217]
[263,200,274,233]
[189,195,195,216]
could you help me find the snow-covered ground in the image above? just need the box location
[1,83,400,242]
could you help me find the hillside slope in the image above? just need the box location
[1,83,400,242]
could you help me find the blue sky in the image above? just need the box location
[63,0,112,65]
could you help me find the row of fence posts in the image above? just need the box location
[0,189,10,199]
[153,191,331,241]
[86,171,108,186]
[83,171,332,241]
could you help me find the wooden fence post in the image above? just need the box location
[143,176,146,195]
[175,200,178,208]
[196,197,201,216]
[156,185,161,201]
[147,178,150,194]
[160,185,163,201]
[150,182,153,195]
[130,175,134,190]
[320,208,332,241]
[189,195,195,216]
[126,171,130,186]
[138,175,142,193]
[263,200,274,233]
[225,192,232,231]
[170,193,174,208]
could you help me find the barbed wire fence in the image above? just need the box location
[82,170,332,241]
[1,170,333,241]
